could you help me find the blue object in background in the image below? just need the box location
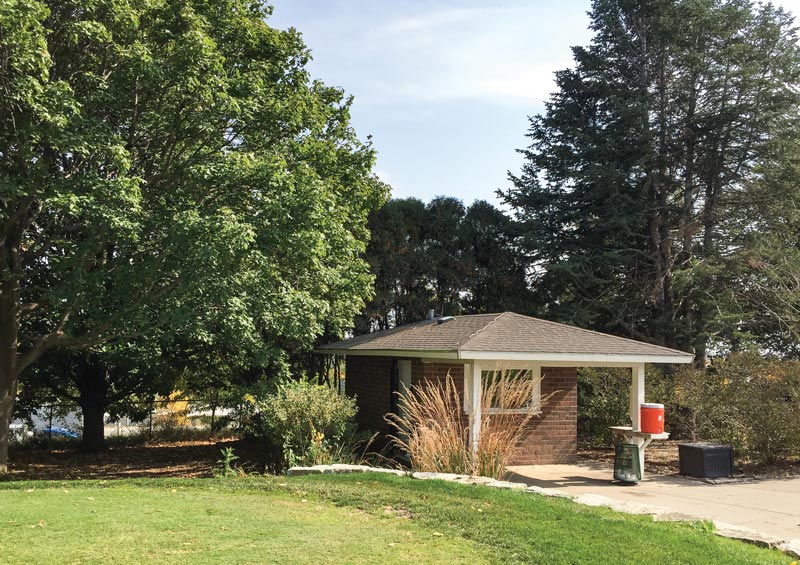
[44,426,80,439]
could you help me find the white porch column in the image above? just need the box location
[469,361,482,457]
[630,363,645,431]
[630,363,646,478]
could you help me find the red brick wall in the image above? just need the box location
[345,356,394,434]
[510,367,578,465]
[412,361,469,431]
[411,361,464,390]
[344,357,577,465]
[344,358,469,434]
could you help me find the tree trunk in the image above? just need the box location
[77,361,109,452]
[0,278,20,474]
[79,401,108,452]
[0,374,13,474]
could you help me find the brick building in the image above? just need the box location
[319,312,692,466]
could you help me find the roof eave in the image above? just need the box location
[316,348,693,366]
[457,350,694,366]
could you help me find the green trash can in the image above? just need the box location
[613,442,641,483]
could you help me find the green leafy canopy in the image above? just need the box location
[0,0,388,467]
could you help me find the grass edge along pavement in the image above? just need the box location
[0,474,792,564]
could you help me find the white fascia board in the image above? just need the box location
[316,349,459,360]
[457,351,693,366]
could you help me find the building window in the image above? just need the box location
[464,365,543,415]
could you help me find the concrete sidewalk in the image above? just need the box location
[508,462,800,545]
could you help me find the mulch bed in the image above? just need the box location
[5,438,798,482]
[579,440,800,480]
[4,438,269,481]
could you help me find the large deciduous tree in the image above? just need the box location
[0,0,387,470]
[502,0,800,360]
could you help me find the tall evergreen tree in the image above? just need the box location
[356,198,432,331]
[502,0,800,360]
[463,201,532,314]
[357,197,531,331]
[424,196,473,316]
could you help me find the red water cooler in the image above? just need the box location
[640,403,665,434]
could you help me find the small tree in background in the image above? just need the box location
[577,366,673,446]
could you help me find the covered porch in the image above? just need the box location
[462,357,682,475]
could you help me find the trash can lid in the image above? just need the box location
[641,402,664,408]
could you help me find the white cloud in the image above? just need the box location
[384,8,491,34]
[269,2,591,108]
[352,3,593,106]
[291,0,800,108]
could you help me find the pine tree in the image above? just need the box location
[503,0,800,359]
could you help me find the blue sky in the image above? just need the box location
[269,0,799,207]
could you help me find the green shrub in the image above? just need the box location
[674,353,800,464]
[578,354,800,464]
[256,379,368,469]
[577,368,630,444]
[577,367,672,445]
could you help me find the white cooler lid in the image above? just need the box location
[641,402,664,409]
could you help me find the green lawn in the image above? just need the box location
[0,474,789,564]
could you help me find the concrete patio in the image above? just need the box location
[508,462,800,547]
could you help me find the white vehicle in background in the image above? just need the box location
[9,422,34,442]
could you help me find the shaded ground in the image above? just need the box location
[7,437,797,482]
[579,440,800,480]
[5,438,268,481]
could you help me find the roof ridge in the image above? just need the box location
[458,312,507,349]
[506,312,690,356]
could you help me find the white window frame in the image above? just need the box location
[397,360,412,421]
[463,362,542,415]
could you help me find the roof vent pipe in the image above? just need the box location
[427,309,435,320]
[437,316,455,325]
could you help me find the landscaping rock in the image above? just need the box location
[525,485,573,499]
[453,476,496,486]
[365,467,407,477]
[411,472,465,481]
[330,464,374,473]
[778,540,800,559]
[287,466,326,476]
[289,464,406,477]
[486,480,527,490]
[712,521,786,551]
[652,511,705,523]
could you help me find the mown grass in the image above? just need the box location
[0,474,790,564]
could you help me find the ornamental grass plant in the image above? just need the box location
[387,369,549,479]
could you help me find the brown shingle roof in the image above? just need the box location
[319,312,692,360]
